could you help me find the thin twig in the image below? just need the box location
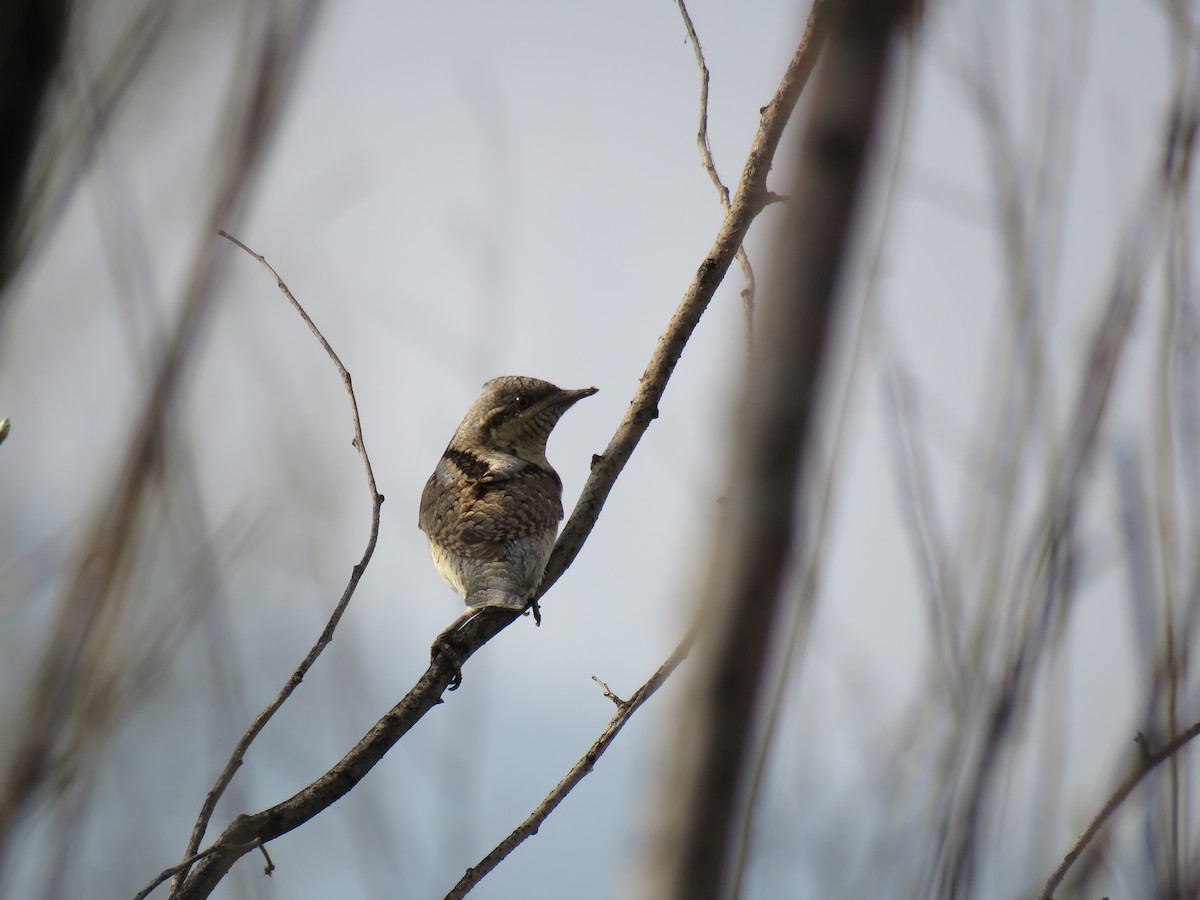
[443,631,696,900]
[591,675,627,708]
[134,838,262,900]
[257,842,275,876]
[1039,718,1200,900]
[164,233,384,896]
[882,357,966,702]
[674,0,758,351]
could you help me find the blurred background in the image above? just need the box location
[1,1,1198,898]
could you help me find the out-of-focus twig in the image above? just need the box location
[936,73,1199,898]
[635,2,916,898]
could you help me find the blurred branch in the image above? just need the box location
[157,9,835,897]
[0,3,321,880]
[674,0,757,350]
[636,2,918,898]
[0,0,70,306]
[163,232,385,894]
[728,27,923,893]
[1038,719,1200,900]
[936,63,1199,898]
[1153,34,1200,894]
[442,629,696,900]
[883,357,965,704]
[2,0,177,311]
[955,0,1083,682]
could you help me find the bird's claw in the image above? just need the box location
[431,635,465,691]
[432,611,475,691]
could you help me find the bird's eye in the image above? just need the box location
[512,395,532,411]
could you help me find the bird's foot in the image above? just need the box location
[431,634,465,691]
[525,597,542,627]
[431,609,477,691]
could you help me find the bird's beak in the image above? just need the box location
[553,386,598,409]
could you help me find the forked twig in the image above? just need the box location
[443,631,696,899]
[674,0,758,349]
[537,0,831,604]
[1039,718,1200,899]
[135,838,263,900]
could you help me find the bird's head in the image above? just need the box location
[450,375,597,467]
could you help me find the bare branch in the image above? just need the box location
[163,233,385,895]
[443,631,695,900]
[538,0,832,602]
[1039,719,1200,900]
[674,0,758,348]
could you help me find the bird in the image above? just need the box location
[419,376,597,622]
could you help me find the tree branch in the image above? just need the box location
[442,629,696,899]
[537,0,832,601]
[674,0,758,349]
[164,232,385,895]
[1039,719,1200,900]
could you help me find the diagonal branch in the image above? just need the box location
[537,0,831,601]
[1038,719,1200,900]
[442,629,696,899]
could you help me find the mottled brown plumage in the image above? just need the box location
[419,376,596,611]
